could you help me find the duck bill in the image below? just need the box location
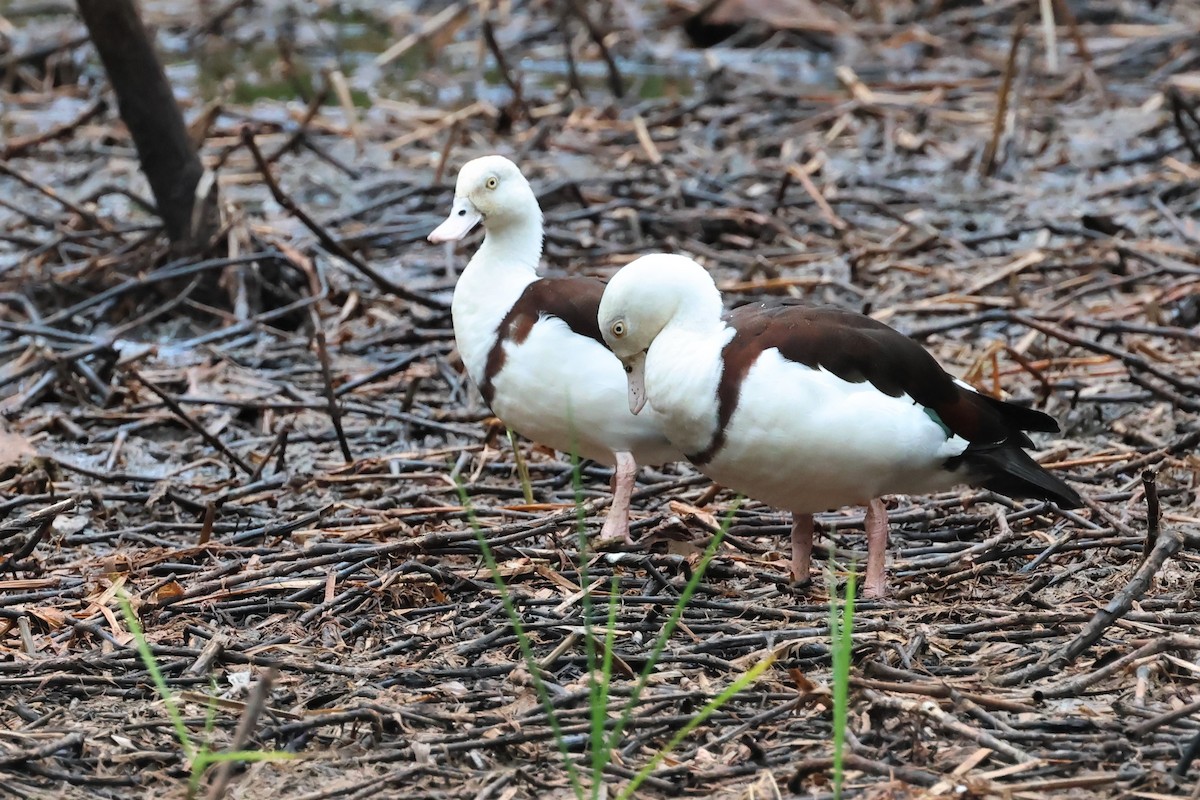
[624,354,648,415]
[428,198,482,243]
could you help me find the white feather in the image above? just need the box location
[489,315,678,465]
[445,157,678,468]
[596,254,980,514]
[644,323,968,512]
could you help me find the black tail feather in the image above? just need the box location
[979,393,1061,435]
[951,442,1083,509]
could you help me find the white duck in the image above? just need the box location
[597,254,1082,597]
[429,156,680,541]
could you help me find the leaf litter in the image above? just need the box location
[1,1,1199,798]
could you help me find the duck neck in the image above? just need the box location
[650,316,730,391]
[475,211,543,276]
[645,308,732,457]
[452,209,545,388]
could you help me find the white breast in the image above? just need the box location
[489,315,679,466]
[643,325,730,458]
[451,258,535,387]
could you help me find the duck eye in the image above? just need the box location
[624,364,632,374]
[486,177,498,189]
[611,321,626,337]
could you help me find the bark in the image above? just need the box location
[75,0,217,251]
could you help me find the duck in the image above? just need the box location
[428,156,680,541]
[597,253,1082,597]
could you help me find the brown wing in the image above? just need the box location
[689,302,1058,464]
[478,276,607,406]
[510,276,608,347]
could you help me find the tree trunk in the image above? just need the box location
[75,0,217,251]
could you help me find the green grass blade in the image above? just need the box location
[506,427,535,505]
[590,574,620,797]
[187,680,223,793]
[189,750,296,796]
[602,499,741,758]
[197,750,296,764]
[117,593,196,760]
[617,652,775,800]
[830,567,856,800]
[454,479,585,799]
[570,452,607,800]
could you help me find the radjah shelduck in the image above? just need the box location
[428,156,679,541]
[597,253,1082,597]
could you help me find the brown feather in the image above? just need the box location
[479,276,607,406]
[691,301,1060,464]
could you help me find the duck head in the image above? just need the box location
[428,155,540,243]
[599,254,719,414]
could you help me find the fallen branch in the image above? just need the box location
[999,522,1184,686]
[205,668,277,800]
[481,17,529,119]
[125,367,254,475]
[0,732,85,768]
[1140,469,1160,562]
[2,98,108,159]
[981,4,1033,177]
[240,126,447,310]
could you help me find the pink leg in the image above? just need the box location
[790,513,814,584]
[864,498,889,598]
[599,451,638,543]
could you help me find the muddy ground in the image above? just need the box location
[2,1,1200,798]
